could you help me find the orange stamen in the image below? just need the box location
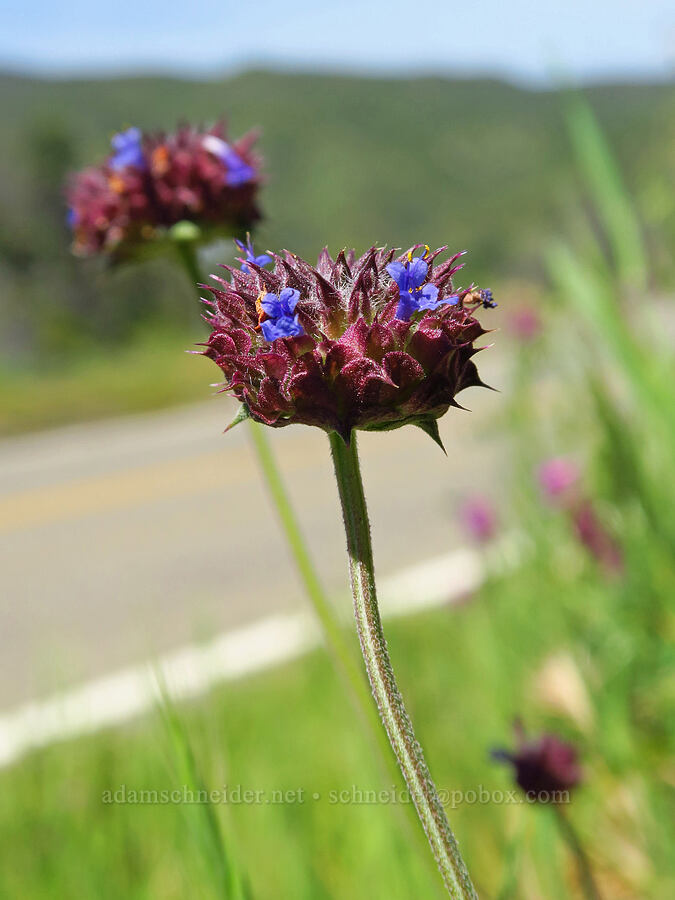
[255,290,267,330]
[108,174,126,194]
[151,145,170,176]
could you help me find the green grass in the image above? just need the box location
[0,326,214,436]
[1,528,672,899]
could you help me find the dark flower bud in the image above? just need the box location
[492,722,582,802]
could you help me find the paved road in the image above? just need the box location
[0,358,503,710]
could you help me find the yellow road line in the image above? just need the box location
[0,425,417,536]
[0,448,262,535]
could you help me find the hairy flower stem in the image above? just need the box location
[175,241,430,861]
[329,430,478,899]
[553,806,603,900]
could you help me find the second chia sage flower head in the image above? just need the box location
[66,123,261,259]
[203,244,494,443]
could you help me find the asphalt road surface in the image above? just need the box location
[0,365,503,711]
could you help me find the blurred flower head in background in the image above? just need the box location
[572,500,623,576]
[538,457,580,503]
[204,243,495,442]
[66,122,261,259]
[509,305,542,342]
[537,458,623,576]
[492,721,582,802]
[459,495,498,543]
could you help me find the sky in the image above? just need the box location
[2,0,674,85]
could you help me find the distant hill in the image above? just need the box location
[0,70,673,361]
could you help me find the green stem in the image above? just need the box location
[247,420,388,734]
[174,238,203,291]
[174,242,435,873]
[329,431,478,899]
[554,806,602,900]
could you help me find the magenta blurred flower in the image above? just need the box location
[510,306,542,342]
[538,459,623,576]
[460,496,498,543]
[538,457,580,502]
[573,501,623,575]
[203,243,495,443]
[66,123,261,259]
[492,722,582,802]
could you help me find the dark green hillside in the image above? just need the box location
[0,70,673,363]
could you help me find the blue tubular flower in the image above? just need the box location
[235,235,272,273]
[109,127,146,171]
[202,134,255,186]
[480,289,497,309]
[260,287,305,341]
[386,256,458,321]
[66,207,78,228]
[224,149,255,186]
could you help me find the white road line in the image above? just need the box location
[0,546,493,769]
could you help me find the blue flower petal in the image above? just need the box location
[260,294,283,318]
[395,292,420,321]
[260,319,280,341]
[417,284,441,310]
[235,237,271,273]
[386,262,407,290]
[407,257,429,289]
[224,150,255,186]
[278,287,300,315]
[109,127,145,171]
[261,316,304,341]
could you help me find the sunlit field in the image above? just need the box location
[2,498,673,898]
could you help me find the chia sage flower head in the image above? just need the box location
[66,123,261,259]
[203,244,494,444]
